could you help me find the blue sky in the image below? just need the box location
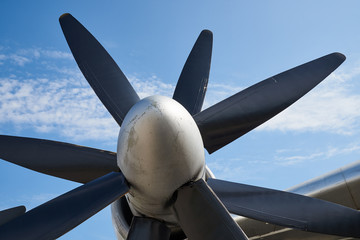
[1,1,360,239]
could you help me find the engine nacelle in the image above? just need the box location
[111,166,216,240]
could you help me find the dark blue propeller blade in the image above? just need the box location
[173,30,213,115]
[0,135,118,183]
[174,179,249,240]
[208,178,360,238]
[195,53,345,153]
[59,13,139,126]
[0,206,25,227]
[0,172,128,240]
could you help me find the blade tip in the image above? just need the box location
[201,29,213,37]
[19,205,26,213]
[332,52,346,62]
[59,13,71,21]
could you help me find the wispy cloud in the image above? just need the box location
[258,68,360,135]
[0,192,60,211]
[0,47,73,67]
[0,76,119,142]
[129,75,174,98]
[0,54,6,65]
[16,48,73,60]
[207,156,267,182]
[40,50,73,59]
[26,193,59,209]
[275,142,360,166]
[207,159,247,181]
[9,54,31,66]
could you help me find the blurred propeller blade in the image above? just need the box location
[195,53,345,153]
[59,13,139,126]
[0,135,118,183]
[127,216,171,240]
[0,172,128,240]
[173,30,213,115]
[0,206,25,226]
[174,179,248,240]
[208,178,360,238]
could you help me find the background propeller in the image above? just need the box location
[208,178,360,238]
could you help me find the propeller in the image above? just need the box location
[0,12,355,240]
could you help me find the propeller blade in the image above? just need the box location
[174,179,248,240]
[0,206,25,226]
[0,172,128,240]
[195,53,345,153]
[173,30,213,115]
[208,178,360,238]
[0,135,118,183]
[59,13,139,126]
[127,216,171,240]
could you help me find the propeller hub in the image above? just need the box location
[117,95,205,221]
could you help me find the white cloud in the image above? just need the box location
[0,192,60,211]
[28,193,59,206]
[41,50,73,59]
[274,142,360,166]
[9,54,31,66]
[17,48,41,59]
[207,159,246,180]
[0,76,119,142]
[129,75,174,98]
[207,156,266,182]
[0,54,6,65]
[16,48,73,60]
[0,47,73,67]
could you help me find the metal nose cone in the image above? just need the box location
[117,95,205,203]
